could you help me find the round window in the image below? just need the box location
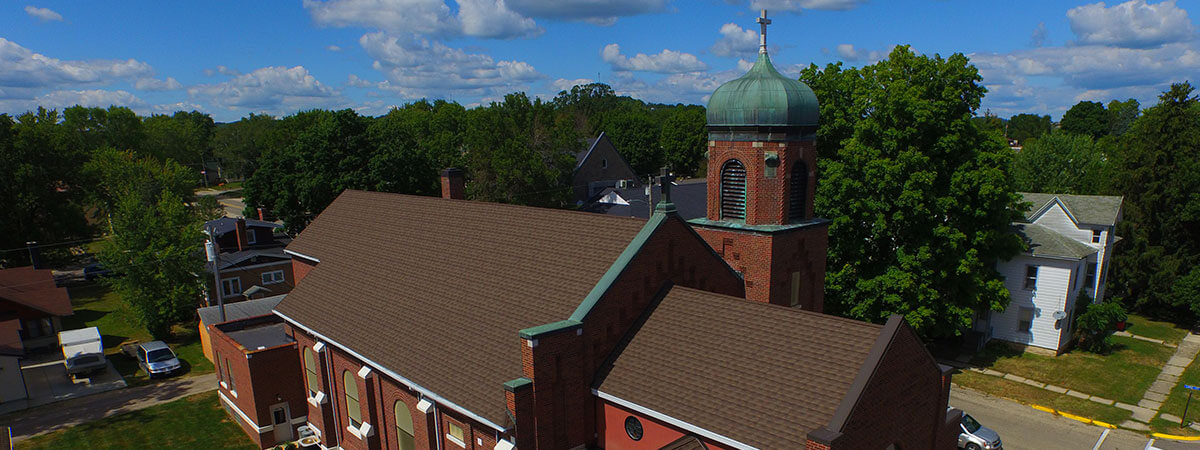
[624,416,644,441]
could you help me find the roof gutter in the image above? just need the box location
[594,389,759,450]
[284,249,321,263]
[273,309,507,434]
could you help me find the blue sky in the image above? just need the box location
[2,0,1197,121]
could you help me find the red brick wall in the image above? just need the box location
[376,377,433,450]
[292,257,317,284]
[691,224,827,311]
[835,323,950,449]
[598,400,736,450]
[705,139,817,225]
[287,325,339,449]
[210,319,305,448]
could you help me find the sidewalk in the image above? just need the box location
[0,373,216,443]
[1138,333,1200,429]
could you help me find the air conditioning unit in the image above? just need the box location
[617,179,630,189]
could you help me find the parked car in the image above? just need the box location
[83,263,112,281]
[136,341,182,378]
[64,353,107,377]
[954,408,1002,450]
[59,327,108,377]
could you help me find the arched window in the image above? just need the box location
[303,348,319,396]
[343,371,361,428]
[720,159,747,220]
[789,160,808,221]
[394,401,415,450]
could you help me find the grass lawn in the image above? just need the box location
[1150,416,1200,437]
[1125,313,1189,345]
[953,371,1132,425]
[21,391,257,450]
[63,282,212,385]
[970,335,1174,404]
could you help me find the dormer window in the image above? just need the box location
[1092,229,1101,243]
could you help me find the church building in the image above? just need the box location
[231,12,960,450]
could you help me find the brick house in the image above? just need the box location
[210,314,307,447]
[205,217,293,304]
[197,294,286,362]
[0,266,73,351]
[226,15,959,450]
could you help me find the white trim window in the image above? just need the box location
[222,277,242,297]
[1018,307,1034,333]
[1023,266,1038,290]
[247,228,258,244]
[262,270,285,285]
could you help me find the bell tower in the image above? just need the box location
[689,10,830,311]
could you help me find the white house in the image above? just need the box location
[980,193,1123,354]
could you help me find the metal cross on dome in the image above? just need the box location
[757,9,771,54]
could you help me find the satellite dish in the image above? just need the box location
[1052,311,1067,320]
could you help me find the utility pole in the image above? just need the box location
[204,223,225,322]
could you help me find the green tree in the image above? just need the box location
[800,46,1025,338]
[600,106,662,177]
[1007,113,1052,144]
[1060,101,1109,139]
[211,113,278,179]
[1012,132,1108,194]
[142,111,214,170]
[464,93,578,207]
[1073,291,1127,353]
[659,106,707,178]
[1108,83,1200,314]
[365,100,466,195]
[1106,98,1140,137]
[84,148,195,227]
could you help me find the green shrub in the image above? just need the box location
[1074,291,1128,353]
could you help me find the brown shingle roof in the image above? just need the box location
[0,266,72,317]
[597,286,883,449]
[275,190,648,426]
[0,319,22,356]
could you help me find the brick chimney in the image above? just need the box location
[235,218,249,251]
[441,168,465,200]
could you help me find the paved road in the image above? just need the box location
[951,385,1200,449]
[1,373,216,443]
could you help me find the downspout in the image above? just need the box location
[430,401,444,450]
[325,345,342,446]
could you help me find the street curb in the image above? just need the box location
[1151,433,1200,441]
[1031,404,1117,429]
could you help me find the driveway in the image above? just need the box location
[1,373,216,442]
[5,359,127,413]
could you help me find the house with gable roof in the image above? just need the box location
[978,192,1124,353]
[572,132,640,204]
[237,12,961,450]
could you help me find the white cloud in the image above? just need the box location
[602,44,708,73]
[1031,22,1047,48]
[203,65,242,77]
[711,23,759,57]
[457,0,542,39]
[360,32,543,98]
[549,78,594,93]
[347,74,375,87]
[36,89,144,109]
[326,45,343,52]
[608,66,745,105]
[304,0,540,39]
[135,77,183,91]
[188,66,344,112]
[1067,0,1195,48]
[24,6,63,22]
[834,43,894,62]
[745,0,868,13]
[0,38,153,95]
[504,0,668,25]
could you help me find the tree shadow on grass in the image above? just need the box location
[968,341,1025,367]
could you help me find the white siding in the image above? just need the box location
[1031,203,1092,243]
[992,256,1078,351]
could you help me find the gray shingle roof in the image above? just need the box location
[584,179,708,220]
[197,294,286,325]
[274,190,648,426]
[1013,223,1098,260]
[205,217,283,236]
[1020,192,1123,226]
[597,286,884,448]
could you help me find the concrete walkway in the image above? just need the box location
[1134,333,1200,430]
[0,373,216,443]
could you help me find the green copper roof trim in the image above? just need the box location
[706,52,819,127]
[518,319,582,339]
[688,217,831,234]
[569,212,670,323]
[655,202,678,213]
[503,377,533,392]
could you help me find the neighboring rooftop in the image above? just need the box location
[275,190,648,426]
[213,247,290,271]
[596,285,884,448]
[205,217,283,236]
[0,266,72,317]
[1021,192,1124,226]
[197,294,286,325]
[0,319,23,356]
[221,322,292,351]
[584,179,708,220]
[1013,223,1098,260]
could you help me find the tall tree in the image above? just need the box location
[800,46,1025,338]
[464,93,577,207]
[659,106,707,178]
[211,113,277,179]
[600,106,662,177]
[1108,83,1200,315]
[1106,98,1140,137]
[1012,132,1108,194]
[1006,113,1052,144]
[1060,101,1109,139]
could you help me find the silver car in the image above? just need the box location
[957,411,1002,450]
[136,341,182,378]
